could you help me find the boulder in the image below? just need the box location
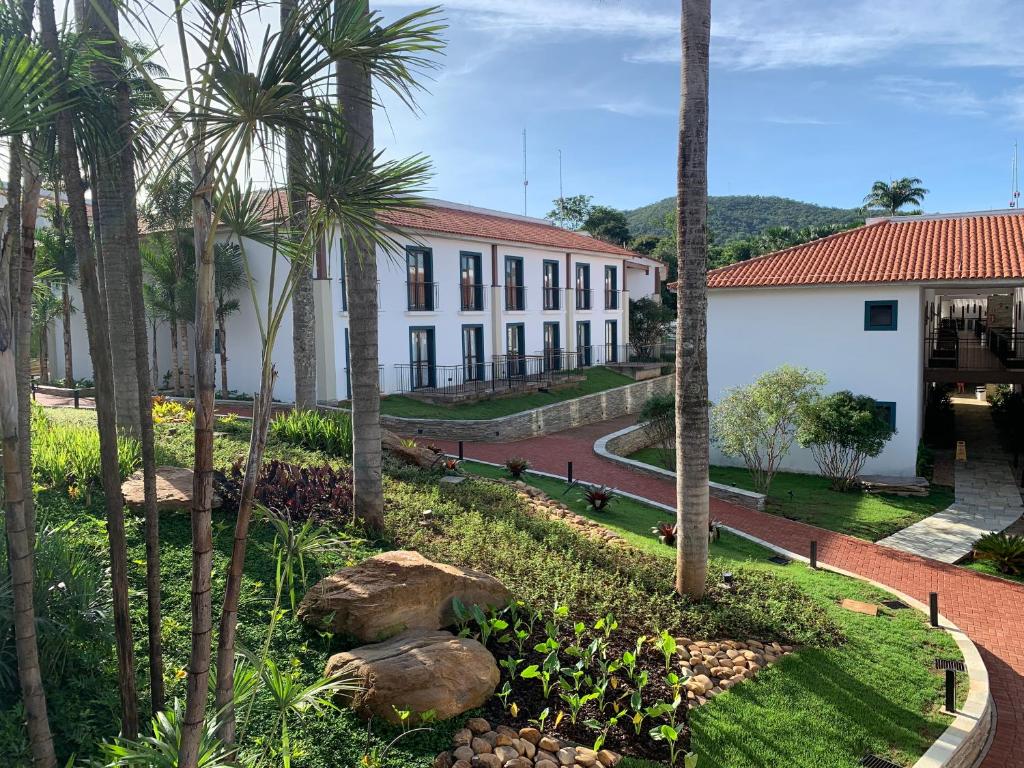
[298,551,511,641]
[382,429,442,468]
[324,629,499,724]
[121,465,221,510]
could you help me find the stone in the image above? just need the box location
[468,718,492,735]
[121,465,221,510]
[454,747,475,762]
[841,598,879,617]
[454,729,473,746]
[575,747,598,766]
[504,759,532,768]
[323,629,499,723]
[472,755,501,768]
[434,751,454,768]
[493,746,518,764]
[536,761,559,768]
[496,726,519,740]
[494,732,515,747]
[472,738,493,754]
[453,762,472,768]
[597,750,620,767]
[299,551,510,641]
[557,747,576,765]
[538,737,561,753]
[520,740,536,759]
[480,732,498,747]
[537,751,559,764]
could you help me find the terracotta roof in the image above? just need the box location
[707,210,1024,288]
[378,201,639,258]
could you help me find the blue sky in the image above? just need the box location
[374,0,1024,217]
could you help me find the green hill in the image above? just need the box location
[626,195,864,242]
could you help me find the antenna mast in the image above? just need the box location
[522,128,529,215]
[558,148,564,201]
[1012,142,1020,209]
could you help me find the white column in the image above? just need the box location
[312,278,337,402]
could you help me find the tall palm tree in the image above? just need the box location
[863,177,928,216]
[31,289,61,384]
[35,203,77,384]
[214,242,245,397]
[0,28,64,768]
[675,0,711,599]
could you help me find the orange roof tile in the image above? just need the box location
[707,211,1024,288]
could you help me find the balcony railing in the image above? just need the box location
[504,285,527,311]
[406,280,438,311]
[459,282,486,311]
[542,286,562,311]
[925,327,1024,370]
[574,343,676,367]
[575,288,593,310]
[393,353,584,396]
[604,289,620,310]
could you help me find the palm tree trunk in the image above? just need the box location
[219,316,228,396]
[39,0,140,736]
[675,0,711,600]
[179,318,191,397]
[337,1,384,531]
[151,320,159,390]
[1,135,57,768]
[17,152,41,530]
[38,326,49,384]
[61,283,73,382]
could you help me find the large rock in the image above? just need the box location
[121,465,220,510]
[298,550,510,641]
[325,629,499,723]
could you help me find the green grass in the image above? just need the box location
[962,559,1024,584]
[379,367,636,420]
[462,461,963,768]
[628,447,954,542]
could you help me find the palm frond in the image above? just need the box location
[0,36,67,137]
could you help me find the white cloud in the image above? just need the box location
[875,76,987,117]
[760,116,836,126]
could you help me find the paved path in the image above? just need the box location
[427,416,1024,768]
[877,398,1023,563]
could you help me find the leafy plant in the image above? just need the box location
[652,521,676,546]
[972,532,1024,575]
[583,484,615,511]
[520,649,561,698]
[656,630,677,672]
[270,409,353,460]
[216,459,355,526]
[150,396,195,425]
[504,456,531,479]
[32,417,140,495]
[560,688,598,724]
[451,598,508,645]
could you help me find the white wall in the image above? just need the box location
[707,284,925,476]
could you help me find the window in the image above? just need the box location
[604,266,618,309]
[409,327,435,389]
[576,320,591,366]
[460,252,484,311]
[575,263,591,310]
[505,256,525,311]
[605,319,618,362]
[406,247,435,311]
[864,300,898,331]
[338,245,348,311]
[543,260,561,310]
[506,323,526,376]
[462,325,485,381]
[543,322,560,371]
[875,401,896,430]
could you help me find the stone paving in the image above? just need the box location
[877,398,1024,563]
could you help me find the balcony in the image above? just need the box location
[459,282,486,312]
[542,286,562,311]
[407,280,438,312]
[504,284,527,311]
[924,321,1024,381]
[575,288,593,311]
[604,289,620,310]
[392,353,585,403]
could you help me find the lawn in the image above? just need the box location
[628,447,954,542]
[462,461,964,768]
[379,366,635,420]
[962,559,1024,584]
[4,408,959,768]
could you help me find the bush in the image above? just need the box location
[972,532,1024,575]
[504,456,530,479]
[583,484,615,511]
[916,441,935,478]
[797,391,895,491]
[639,393,675,466]
[270,409,352,460]
[32,416,140,493]
[151,397,194,425]
[216,458,354,526]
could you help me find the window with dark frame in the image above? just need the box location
[505,256,525,311]
[576,263,591,310]
[543,260,560,310]
[864,300,898,331]
[604,265,618,309]
[406,247,434,311]
[460,252,484,311]
[875,401,897,430]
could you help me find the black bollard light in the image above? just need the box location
[929,592,939,628]
[810,540,818,569]
[74,390,80,409]
[458,440,464,461]
[945,668,956,713]
[567,461,573,484]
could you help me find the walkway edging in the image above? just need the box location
[593,423,767,512]
[459,457,993,768]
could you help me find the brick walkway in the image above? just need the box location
[427,416,1024,768]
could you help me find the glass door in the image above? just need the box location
[462,325,485,381]
[605,319,618,363]
[506,323,526,377]
[410,328,435,388]
[576,321,591,366]
[460,252,483,311]
[543,322,560,371]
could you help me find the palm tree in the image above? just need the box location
[214,242,246,397]
[142,235,195,394]
[863,177,928,216]
[35,204,77,383]
[31,289,61,384]
[0,28,64,768]
[675,0,711,599]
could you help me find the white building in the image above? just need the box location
[49,199,664,402]
[706,209,1024,476]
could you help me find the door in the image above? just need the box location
[505,256,525,310]
[462,325,485,381]
[407,247,434,310]
[576,321,591,366]
[506,323,526,376]
[543,322,560,371]
[604,266,618,309]
[605,319,618,363]
[576,263,591,309]
[543,260,560,310]
[410,328,435,388]
[460,252,483,311]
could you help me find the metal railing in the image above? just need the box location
[604,289,621,310]
[504,285,527,311]
[392,352,585,396]
[542,286,562,311]
[459,282,486,311]
[406,281,438,311]
[924,329,1024,370]
[575,343,676,367]
[575,288,593,311]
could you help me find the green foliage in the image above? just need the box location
[270,409,353,460]
[924,385,955,448]
[32,411,140,492]
[548,194,593,230]
[583,205,631,245]
[639,392,674,425]
[863,178,928,216]
[504,456,530,479]
[629,297,673,352]
[711,365,826,492]
[972,532,1024,576]
[797,391,896,491]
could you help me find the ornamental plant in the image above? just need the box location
[797,390,896,491]
[583,484,615,511]
[505,456,531,479]
[972,532,1024,575]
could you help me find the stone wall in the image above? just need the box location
[381,375,673,442]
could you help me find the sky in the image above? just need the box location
[364,0,1024,217]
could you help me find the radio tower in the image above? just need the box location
[522,128,529,215]
[1011,142,1020,209]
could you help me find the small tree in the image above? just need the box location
[711,365,825,493]
[547,194,593,230]
[639,391,674,468]
[798,391,895,491]
[629,297,672,358]
[583,205,630,245]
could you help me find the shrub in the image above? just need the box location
[505,456,530,479]
[651,521,676,546]
[151,397,194,425]
[972,532,1024,575]
[32,418,140,493]
[583,485,615,511]
[711,365,826,493]
[916,441,935,479]
[270,409,352,460]
[216,458,354,525]
[797,391,896,491]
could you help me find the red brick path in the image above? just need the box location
[427,417,1024,768]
